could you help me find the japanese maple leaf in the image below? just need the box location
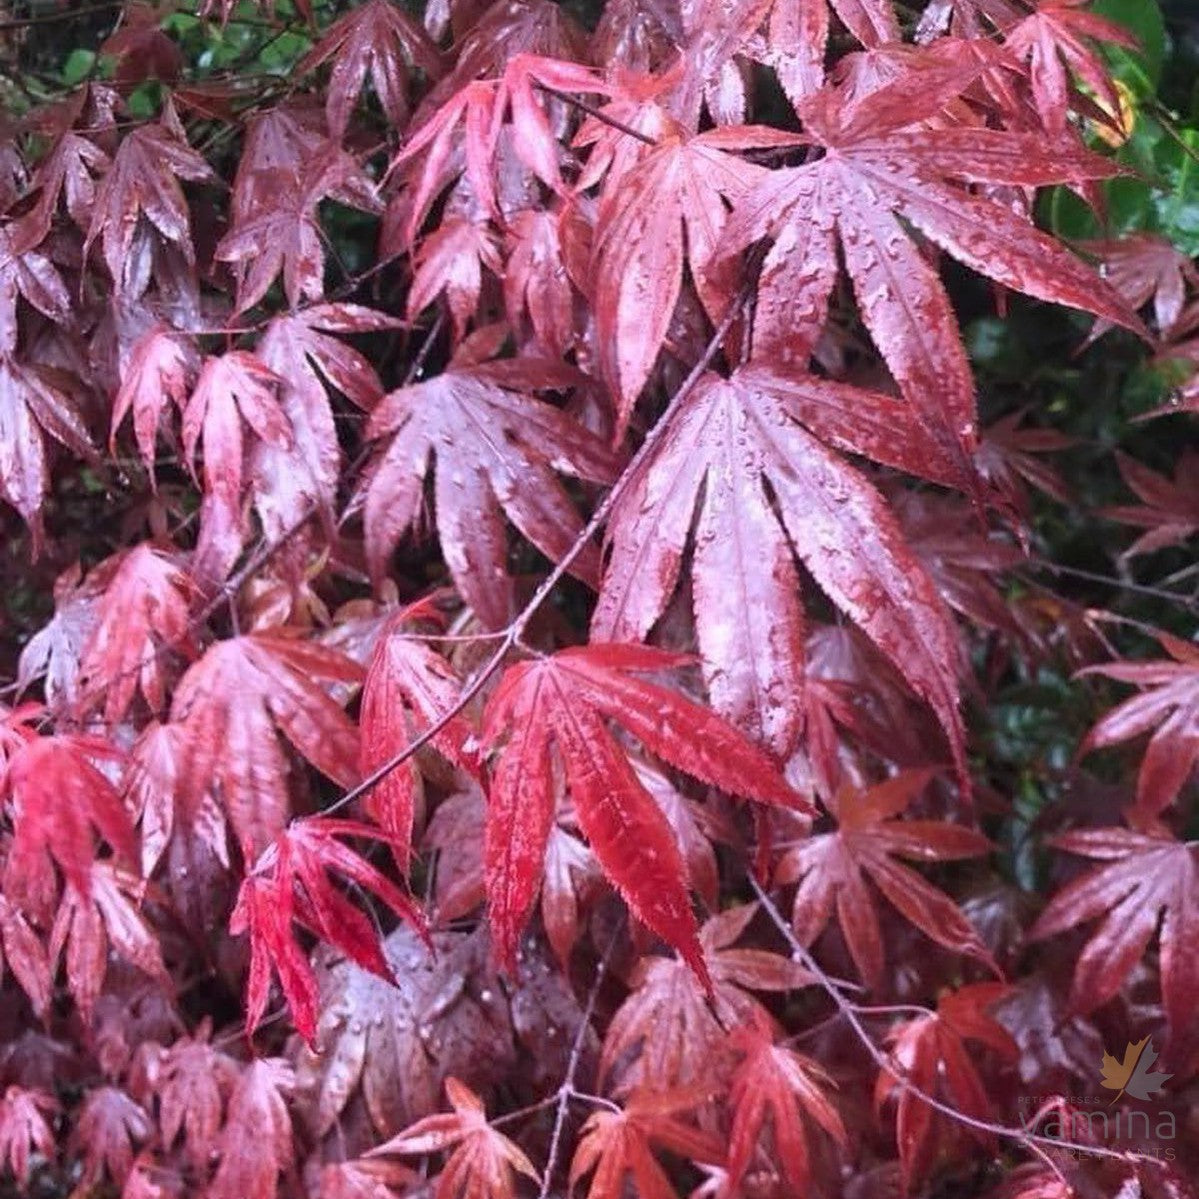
[183,350,290,508]
[0,896,50,1017]
[569,1086,724,1199]
[184,351,290,585]
[16,563,104,713]
[50,864,167,1021]
[294,924,514,1139]
[504,207,576,357]
[231,102,332,221]
[389,56,607,242]
[208,1059,295,1199]
[873,983,1017,1188]
[368,1077,539,1199]
[591,125,801,434]
[891,490,1027,640]
[168,633,362,857]
[1,730,136,915]
[252,304,397,539]
[405,216,502,338]
[1029,825,1199,1043]
[775,771,997,987]
[592,366,965,770]
[125,720,229,877]
[0,223,70,353]
[482,645,804,982]
[1102,451,1199,559]
[357,357,617,629]
[765,0,901,105]
[297,0,443,137]
[0,1087,55,1187]
[216,143,382,313]
[1079,634,1199,816]
[0,357,97,545]
[360,607,481,871]
[599,903,813,1093]
[1001,0,1138,135]
[423,787,603,967]
[85,111,214,297]
[1080,234,1197,344]
[69,1086,152,1189]
[231,817,426,1045]
[975,409,1073,518]
[24,128,109,239]
[99,2,182,89]
[140,1028,241,1171]
[720,68,1137,474]
[74,545,194,725]
[725,1022,847,1197]
[109,326,199,469]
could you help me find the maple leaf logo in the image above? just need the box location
[1099,1037,1172,1103]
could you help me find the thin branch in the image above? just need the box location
[536,924,621,1199]
[532,80,656,146]
[0,1,121,31]
[1024,556,1199,613]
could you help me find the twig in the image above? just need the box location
[536,925,621,1199]
[531,80,656,147]
[1023,557,1199,613]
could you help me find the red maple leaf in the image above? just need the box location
[0,1086,56,1187]
[0,357,97,545]
[405,216,503,339]
[208,1059,295,1199]
[1001,0,1139,135]
[74,545,195,725]
[360,605,481,871]
[84,109,214,298]
[482,645,805,982]
[388,55,608,241]
[216,141,382,313]
[0,223,71,353]
[1,727,136,915]
[593,366,966,770]
[137,1026,241,1171]
[231,816,426,1044]
[49,864,167,1021]
[1079,633,1199,816]
[358,357,617,628]
[368,1076,539,1199]
[168,633,363,857]
[298,0,443,137]
[599,903,812,1093]
[1080,234,1197,343]
[590,124,800,434]
[1101,450,1199,559]
[725,1021,847,1196]
[69,1086,152,1189]
[1029,824,1199,1045]
[874,982,1017,1187]
[0,896,50,1017]
[109,326,199,470]
[775,771,997,987]
[720,66,1137,474]
[251,303,398,539]
[570,1086,724,1199]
